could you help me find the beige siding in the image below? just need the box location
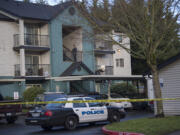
[159,59,180,116]
[113,36,132,76]
[0,21,19,76]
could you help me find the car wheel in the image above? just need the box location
[6,117,16,124]
[65,116,78,130]
[109,111,120,123]
[41,125,53,131]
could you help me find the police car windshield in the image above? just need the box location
[46,98,66,109]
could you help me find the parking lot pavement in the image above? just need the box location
[0,111,153,135]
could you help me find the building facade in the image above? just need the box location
[0,0,96,98]
[94,32,132,76]
[147,53,180,116]
[0,0,133,98]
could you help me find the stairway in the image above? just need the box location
[70,81,89,94]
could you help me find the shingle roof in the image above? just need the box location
[0,0,73,21]
[158,52,180,70]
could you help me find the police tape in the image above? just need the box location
[0,98,180,106]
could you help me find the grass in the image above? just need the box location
[106,116,180,135]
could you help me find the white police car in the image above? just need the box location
[25,97,126,130]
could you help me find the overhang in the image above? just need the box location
[51,75,144,82]
[0,79,25,82]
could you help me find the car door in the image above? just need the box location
[72,98,92,123]
[84,97,108,122]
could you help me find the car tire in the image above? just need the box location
[6,117,16,124]
[65,116,78,130]
[41,125,53,131]
[109,111,120,123]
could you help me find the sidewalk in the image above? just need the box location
[168,131,180,135]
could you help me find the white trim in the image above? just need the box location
[0,10,18,20]
[50,75,143,82]
[0,79,25,82]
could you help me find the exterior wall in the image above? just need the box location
[159,59,180,116]
[96,54,113,66]
[113,36,132,76]
[95,33,132,76]
[50,6,95,77]
[0,21,19,76]
[40,24,48,35]
[0,81,25,98]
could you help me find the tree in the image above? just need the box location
[79,0,180,116]
[110,83,138,98]
[35,0,48,4]
[23,0,31,2]
[23,86,44,102]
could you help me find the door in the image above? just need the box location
[24,24,39,45]
[85,97,108,121]
[72,98,92,123]
[25,55,39,76]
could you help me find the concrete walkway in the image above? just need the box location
[168,131,180,135]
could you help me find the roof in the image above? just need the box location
[158,53,180,70]
[0,0,73,21]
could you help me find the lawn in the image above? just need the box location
[105,116,180,135]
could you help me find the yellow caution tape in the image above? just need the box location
[0,98,180,106]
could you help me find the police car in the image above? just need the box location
[25,97,126,130]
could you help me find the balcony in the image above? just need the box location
[15,64,50,78]
[13,34,50,53]
[94,43,115,55]
[96,65,114,75]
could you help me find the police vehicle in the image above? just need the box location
[25,97,126,130]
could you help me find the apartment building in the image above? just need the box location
[0,0,134,98]
[0,0,96,97]
[95,32,132,76]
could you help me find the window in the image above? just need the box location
[73,98,86,108]
[24,23,40,45]
[113,35,122,43]
[116,58,124,67]
[85,98,102,107]
[46,98,67,109]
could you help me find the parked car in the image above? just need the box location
[0,94,22,123]
[35,92,67,102]
[86,92,108,100]
[109,93,133,109]
[25,97,126,130]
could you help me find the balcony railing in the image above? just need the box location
[63,47,82,62]
[95,41,113,51]
[14,34,49,47]
[96,65,113,75]
[15,64,50,77]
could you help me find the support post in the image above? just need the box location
[19,19,25,76]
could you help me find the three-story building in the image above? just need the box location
[0,0,96,97]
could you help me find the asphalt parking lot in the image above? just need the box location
[0,111,153,135]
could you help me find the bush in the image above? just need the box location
[4,96,14,100]
[110,82,137,97]
[23,86,45,102]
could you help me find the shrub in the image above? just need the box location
[4,96,14,100]
[23,86,45,102]
[110,82,137,97]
